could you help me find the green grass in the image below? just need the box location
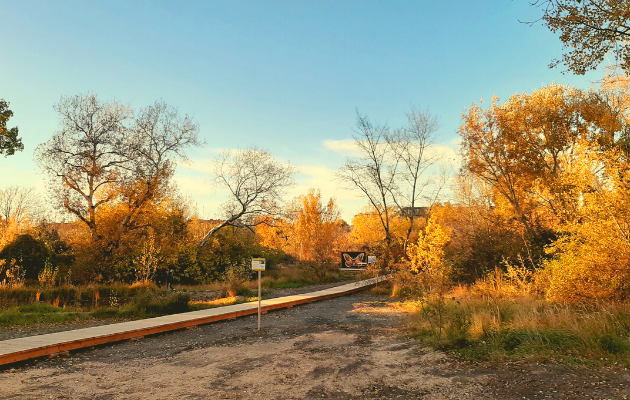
[0,303,88,325]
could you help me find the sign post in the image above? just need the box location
[251,258,266,330]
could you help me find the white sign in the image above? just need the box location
[252,258,266,271]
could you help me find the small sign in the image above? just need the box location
[252,258,266,271]
[341,252,367,268]
[367,256,376,265]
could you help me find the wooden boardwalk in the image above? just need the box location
[0,277,385,367]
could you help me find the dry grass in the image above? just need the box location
[406,288,630,365]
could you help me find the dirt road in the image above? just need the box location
[1,293,629,399]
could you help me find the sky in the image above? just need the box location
[2,0,604,222]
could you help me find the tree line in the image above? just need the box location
[1,0,629,303]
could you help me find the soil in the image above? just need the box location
[1,290,630,399]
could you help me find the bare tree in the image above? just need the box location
[337,113,400,265]
[119,100,200,233]
[199,148,295,247]
[0,186,39,225]
[35,94,132,237]
[35,94,200,242]
[388,108,441,249]
[337,110,445,264]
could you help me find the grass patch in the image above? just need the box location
[0,291,193,325]
[259,266,356,290]
[406,295,630,366]
[0,267,360,327]
[0,303,88,325]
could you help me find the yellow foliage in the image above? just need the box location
[543,143,630,302]
[473,260,537,300]
[133,229,162,284]
[407,216,450,274]
[350,206,413,249]
[403,215,452,298]
[257,189,347,263]
[38,260,58,287]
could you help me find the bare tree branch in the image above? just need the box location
[199,147,295,247]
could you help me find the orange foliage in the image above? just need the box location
[350,206,412,251]
[257,189,347,263]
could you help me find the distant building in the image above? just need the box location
[399,206,430,219]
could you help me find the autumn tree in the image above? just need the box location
[119,101,200,236]
[262,189,346,263]
[429,176,526,282]
[531,0,630,74]
[542,143,630,302]
[199,148,295,247]
[459,83,624,254]
[0,99,23,156]
[35,94,199,247]
[350,206,412,254]
[69,193,195,283]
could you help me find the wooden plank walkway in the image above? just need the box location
[0,276,386,367]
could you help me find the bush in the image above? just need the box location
[129,292,191,316]
[0,234,52,282]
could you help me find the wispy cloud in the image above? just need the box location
[323,139,359,155]
[173,140,461,222]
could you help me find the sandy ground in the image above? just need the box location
[1,292,630,399]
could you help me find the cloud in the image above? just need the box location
[323,138,461,164]
[425,144,461,165]
[288,164,371,221]
[323,139,360,156]
[172,141,463,222]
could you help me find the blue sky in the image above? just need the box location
[2,0,602,221]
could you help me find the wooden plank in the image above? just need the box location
[0,276,387,367]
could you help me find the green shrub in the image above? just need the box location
[599,334,630,355]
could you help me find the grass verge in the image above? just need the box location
[0,292,193,325]
[406,295,630,366]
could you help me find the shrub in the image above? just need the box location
[0,234,52,281]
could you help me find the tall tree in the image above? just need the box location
[337,113,399,266]
[531,0,630,74]
[459,83,623,245]
[0,99,23,156]
[337,110,443,265]
[119,100,200,234]
[388,108,441,249]
[287,189,345,263]
[35,93,199,243]
[199,148,295,247]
